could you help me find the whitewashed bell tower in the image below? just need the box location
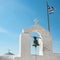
[15,19,60,60]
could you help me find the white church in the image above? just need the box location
[0,19,60,60]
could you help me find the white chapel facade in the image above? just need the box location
[0,20,60,60]
[15,24,60,60]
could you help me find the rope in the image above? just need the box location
[35,47,37,60]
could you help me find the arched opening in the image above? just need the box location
[30,32,43,55]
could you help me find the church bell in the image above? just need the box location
[32,36,39,47]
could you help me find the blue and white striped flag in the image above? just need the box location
[48,5,54,14]
[46,1,54,32]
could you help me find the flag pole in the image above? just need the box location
[46,1,50,32]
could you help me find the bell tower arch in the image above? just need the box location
[30,32,43,55]
[19,25,52,57]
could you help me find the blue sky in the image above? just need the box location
[0,0,60,55]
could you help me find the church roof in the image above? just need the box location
[5,51,14,55]
[5,49,14,55]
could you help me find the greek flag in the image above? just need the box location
[48,5,54,14]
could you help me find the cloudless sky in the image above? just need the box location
[0,0,60,55]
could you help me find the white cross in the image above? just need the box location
[34,18,39,25]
